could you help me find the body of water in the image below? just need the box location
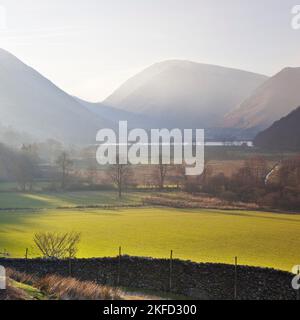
[205,141,253,147]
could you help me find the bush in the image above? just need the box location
[7,269,121,300]
[33,232,81,259]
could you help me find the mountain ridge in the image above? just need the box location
[223,66,300,132]
[103,60,268,130]
[0,48,109,144]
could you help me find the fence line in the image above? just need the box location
[234,256,238,300]
[1,247,299,300]
[169,250,173,292]
[117,246,122,286]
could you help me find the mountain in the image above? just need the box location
[254,106,300,150]
[223,67,300,134]
[103,60,268,129]
[0,48,108,144]
[75,97,153,129]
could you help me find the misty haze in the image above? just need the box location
[0,0,300,303]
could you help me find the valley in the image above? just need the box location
[1,1,299,302]
[0,190,299,272]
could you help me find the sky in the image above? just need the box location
[0,0,299,101]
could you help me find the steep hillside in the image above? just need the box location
[224,67,300,133]
[254,106,300,150]
[0,49,108,144]
[103,60,267,129]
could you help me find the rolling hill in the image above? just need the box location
[254,106,300,150]
[223,67,300,133]
[0,48,108,144]
[103,60,268,129]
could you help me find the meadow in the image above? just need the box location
[0,191,144,209]
[0,190,299,272]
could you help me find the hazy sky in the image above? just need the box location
[0,0,299,101]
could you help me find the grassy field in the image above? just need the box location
[0,202,299,271]
[0,191,144,209]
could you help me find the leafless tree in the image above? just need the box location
[108,155,131,198]
[158,164,168,190]
[200,161,213,186]
[14,144,39,192]
[278,156,300,188]
[155,154,169,190]
[56,151,73,190]
[245,156,268,185]
[33,232,81,259]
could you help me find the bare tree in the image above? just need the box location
[158,164,168,190]
[33,232,81,259]
[56,151,73,190]
[169,165,186,189]
[156,154,169,191]
[245,156,268,186]
[278,156,300,188]
[108,155,131,198]
[14,144,40,192]
[200,161,213,186]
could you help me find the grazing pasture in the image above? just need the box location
[0,202,299,271]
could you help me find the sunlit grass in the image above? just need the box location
[0,207,299,271]
[10,280,47,300]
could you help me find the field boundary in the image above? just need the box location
[0,256,296,300]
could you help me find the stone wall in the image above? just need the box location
[0,256,296,300]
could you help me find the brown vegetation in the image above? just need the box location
[143,192,259,210]
[38,275,121,300]
[6,268,122,300]
[200,155,300,211]
[0,283,28,300]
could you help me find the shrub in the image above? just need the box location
[7,269,122,300]
[33,232,81,259]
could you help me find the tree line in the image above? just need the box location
[1,141,299,210]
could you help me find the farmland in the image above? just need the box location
[0,191,144,209]
[0,190,299,272]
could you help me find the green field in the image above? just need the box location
[0,194,299,271]
[0,191,144,209]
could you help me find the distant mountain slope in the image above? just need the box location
[223,67,300,132]
[254,106,300,150]
[103,60,267,129]
[75,97,157,129]
[0,48,108,144]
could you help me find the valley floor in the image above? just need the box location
[0,190,299,272]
